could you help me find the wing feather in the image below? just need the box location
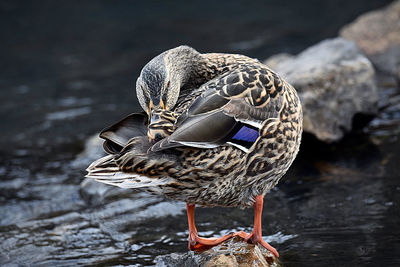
[150,65,286,152]
[100,112,148,154]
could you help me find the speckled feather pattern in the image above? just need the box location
[86,47,303,208]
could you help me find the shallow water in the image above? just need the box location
[1,1,399,266]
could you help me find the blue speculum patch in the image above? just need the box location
[232,126,259,143]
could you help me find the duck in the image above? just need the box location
[86,46,303,258]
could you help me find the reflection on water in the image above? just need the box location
[0,0,399,266]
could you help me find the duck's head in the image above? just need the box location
[136,45,200,114]
[136,46,201,141]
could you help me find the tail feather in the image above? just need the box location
[85,155,172,189]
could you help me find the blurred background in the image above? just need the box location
[1,0,399,266]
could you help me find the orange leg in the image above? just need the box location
[233,195,279,257]
[186,203,234,250]
[186,195,279,257]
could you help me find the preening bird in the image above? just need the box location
[86,46,303,258]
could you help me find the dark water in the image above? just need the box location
[1,0,399,266]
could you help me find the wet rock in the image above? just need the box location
[155,236,279,267]
[155,252,199,267]
[340,0,400,79]
[264,38,378,142]
[364,88,400,140]
[339,0,400,139]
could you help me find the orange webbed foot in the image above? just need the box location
[188,232,234,251]
[233,230,279,257]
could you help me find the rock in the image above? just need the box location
[340,0,400,79]
[155,252,199,267]
[264,38,378,142]
[203,254,238,267]
[262,53,293,71]
[364,89,400,140]
[155,236,280,267]
[339,1,400,139]
[71,134,104,169]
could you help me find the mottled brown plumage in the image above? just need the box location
[86,46,302,257]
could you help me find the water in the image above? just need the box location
[1,0,399,266]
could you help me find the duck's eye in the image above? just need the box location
[166,81,170,89]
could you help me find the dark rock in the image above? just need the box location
[364,88,400,140]
[340,0,400,79]
[155,252,199,267]
[155,236,279,267]
[264,38,378,142]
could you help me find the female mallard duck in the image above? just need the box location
[86,46,302,258]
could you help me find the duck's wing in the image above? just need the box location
[99,112,148,154]
[150,64,287,152]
